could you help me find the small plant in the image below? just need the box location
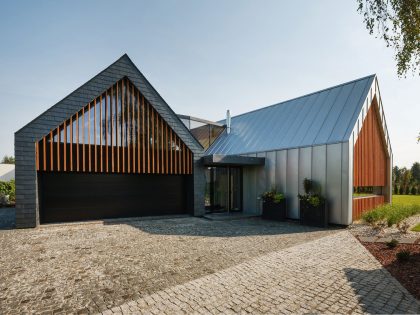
[298,178,325,207]
[309,195,324,207]
[261,188,284,204]
[396,250,410,262]
[303,178,312,195]
[386,239,399,249]
[0,180,15,204]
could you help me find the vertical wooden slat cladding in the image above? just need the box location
[35,77,193,175]
[353,99,387,187]
[39,172,188,223]
[352,196,385,220]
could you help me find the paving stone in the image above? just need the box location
[112,231,419,314]
[399,237,417,244]
[2,217,343,314]
[1,217,419,314]
[358,236,378,242]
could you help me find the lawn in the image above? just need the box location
[362,195,420,227]
[411,223,420,232]
[393,195,420,206]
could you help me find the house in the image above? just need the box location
[15,54,392,228]
[0,164,15,182]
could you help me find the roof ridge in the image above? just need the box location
[221,74,376,122]
[15,54,131,134]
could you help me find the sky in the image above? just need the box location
[0,0,418,167]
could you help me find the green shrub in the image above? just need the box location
[411,186,417,195]
[396,250,410,262]
[386,239,398,249]
[0,180,15,202]
[261,188,285,204]
[362,203,420,227]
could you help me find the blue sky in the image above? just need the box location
[0,0,418,167]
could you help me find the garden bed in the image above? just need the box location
[360,241,420,300]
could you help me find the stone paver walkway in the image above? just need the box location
[105,231,419,315]
[0,217,338,314]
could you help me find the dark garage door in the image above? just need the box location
[39,172,189,224]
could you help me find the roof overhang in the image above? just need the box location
[202,154,265,167]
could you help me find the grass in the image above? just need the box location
[411,223,420,232]
[393,195,420,206]
[362,195,420,227]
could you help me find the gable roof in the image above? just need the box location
[16,54,204,154]
[207,75,376,155]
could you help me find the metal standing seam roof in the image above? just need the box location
[206,75,376,155]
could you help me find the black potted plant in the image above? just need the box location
[261,188,286,221]
[298,178,328,228]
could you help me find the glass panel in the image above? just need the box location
[89,104,95,145]
[53,129,58,142]
[101,95,106,145]
[59,125,64,143]
[213,167,228,212]
[123,82,128,147]
[96,98,101,145]
[133,89,137,146]
[111,88,116,145]
[66,120,71,143]
[78,111,83,144]
[118,83,122,147]
[72,116,77,143]
[206,167,242,213]
[84,107,89,145]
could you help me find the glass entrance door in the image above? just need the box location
[205,167,242,213]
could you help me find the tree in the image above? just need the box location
[411,162,420,184]
[357,0,420,77]
[399,185,405,195]
[392,166,401,184]
[400,168,412,194]
[1,156,15,164]
[411,186,418,195]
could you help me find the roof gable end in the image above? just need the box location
[16,54,203,154]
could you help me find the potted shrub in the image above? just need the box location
[298,178,328,227]
[261,188,286,221]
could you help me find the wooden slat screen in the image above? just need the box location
[352,195,385,221]
[353,99,388,187]
[35,78,193,175]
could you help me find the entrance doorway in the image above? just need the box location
[205,167,242,213]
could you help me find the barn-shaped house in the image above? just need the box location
[15,55,392,227]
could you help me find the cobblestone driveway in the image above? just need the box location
[107,231,419,315]
[0,217,338,314]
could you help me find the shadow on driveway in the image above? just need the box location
[344,267,419,314]
[103,215,343,238]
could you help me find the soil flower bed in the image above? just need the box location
[360,241,420,299]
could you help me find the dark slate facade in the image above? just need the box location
[15,54,205,228]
